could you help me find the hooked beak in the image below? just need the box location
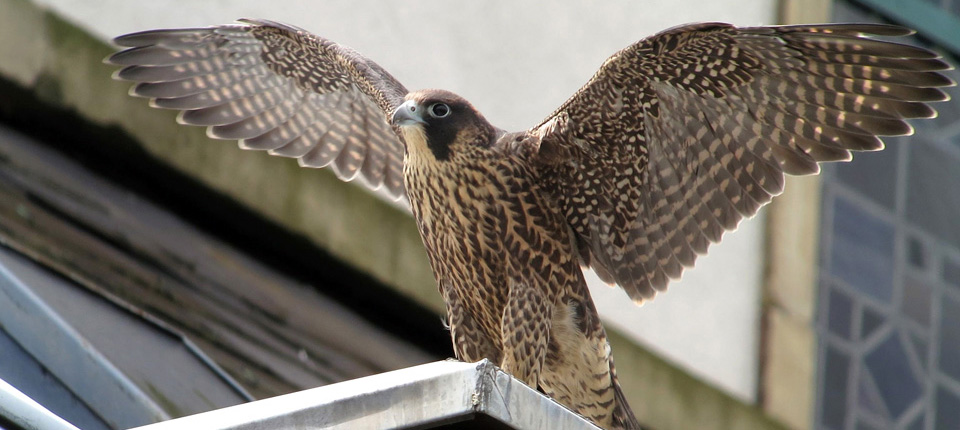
[392,100,427,126]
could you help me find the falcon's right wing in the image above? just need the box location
[109,18,409,201]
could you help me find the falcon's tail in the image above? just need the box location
[610,360,643,430]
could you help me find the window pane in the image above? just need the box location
[836,147,898,210]
[944,257,960,290]
[831,197,895,303]
[906,415,924,430]
[822,346,851,429]
[855,419,883,430]
[907,236,926,269]
[935,386,960,430]
[864,333,923,418]
[909,333,929,371]
[829,288,854,340]
[860,306,885,341]
[938,295,960,382]
[902,276,932,328]
[907,142,960,250]
[858,372,890,420]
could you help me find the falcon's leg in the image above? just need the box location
[499,279,552,388]
[441,283,500,363]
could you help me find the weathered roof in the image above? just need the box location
[0,244,239,428]
[0,123,434,412]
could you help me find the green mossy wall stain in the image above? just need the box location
[33,72,63,105]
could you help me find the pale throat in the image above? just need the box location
[400,124,435,164]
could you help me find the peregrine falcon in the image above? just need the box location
[108,19,952,429]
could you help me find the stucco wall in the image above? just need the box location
[27,0,776,402]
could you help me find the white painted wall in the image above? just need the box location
[31,0,776,402]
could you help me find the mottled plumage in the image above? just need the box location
[109,19,952,429]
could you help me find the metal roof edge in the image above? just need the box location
[0,378,81,430]
[130,359,602,430]
[472,360,604,430]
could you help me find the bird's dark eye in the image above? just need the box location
[428,103,451,118]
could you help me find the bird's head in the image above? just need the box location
[392,89,497,161]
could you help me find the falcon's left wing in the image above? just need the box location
[109,19,409,201]
[531,23,953,303]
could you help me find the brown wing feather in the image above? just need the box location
[532,22,953,303]
[108,19,409,201]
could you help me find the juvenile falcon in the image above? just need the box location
[108,19,952,429]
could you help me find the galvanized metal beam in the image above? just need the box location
[0,378,82,430]
[130,360,602,430]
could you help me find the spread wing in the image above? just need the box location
[109,18,409,201]
[531,23,953,303]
